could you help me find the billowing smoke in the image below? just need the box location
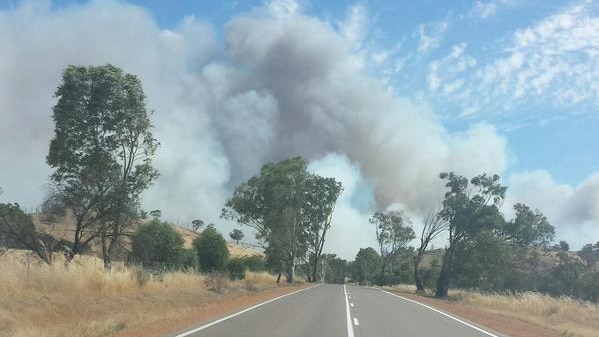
[0,1,596,257]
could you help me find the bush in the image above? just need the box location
[243,255,265,272]
[130,219,185,270]
[181,248,199,271]
[192,225,229,273]
[227,258,247,280]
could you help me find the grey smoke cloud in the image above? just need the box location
[0,0,596,257]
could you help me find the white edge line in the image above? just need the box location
[380,289,500,337]
[174,285,320,337]
[343,285,356,337]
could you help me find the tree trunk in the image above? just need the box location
[101,231,111,271]
[414,255,424,292]
[311,256,319,283]
[276,272,282,284]
[435,248,451,298]
[379,260,387,286]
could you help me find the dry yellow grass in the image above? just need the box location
[387,284,599,337]
[450,290,599,337]
[0,249,277,337]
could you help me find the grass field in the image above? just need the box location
[390,284,599,337]
[0,249,278,337]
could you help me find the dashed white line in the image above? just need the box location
[350,303,355,307]
[343,285,356,337]
[353,318,360,326]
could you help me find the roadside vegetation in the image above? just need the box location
[0,249,278,337]
[388,284,599,337]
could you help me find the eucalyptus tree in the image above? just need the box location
[370,211,415,286]
[46,64,158,269]
[303,175,343,282]
[435,172,507,298]
[414,207,447,291]
[223,157,309,283]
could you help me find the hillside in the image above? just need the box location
[31,213,262,259]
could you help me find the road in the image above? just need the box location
[168,284,501,337]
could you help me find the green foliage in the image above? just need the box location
[191,219,204,232]
[223,157,343,283]
[226,257,247,280]
[229,229,244,244]
[351,247,381,285]
[149,210,162,219]
[578,242,599,267]
[193,225,229,272]
[321,254,346,284]
[0,203,52,264]
[131,219,184,270]
[370,210,415,285]
[304,175,343,282]
[46,64,158,265]
[181,248,199,271]
[436,172,507,297]
[242,255,266,272]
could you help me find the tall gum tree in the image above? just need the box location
[435,172,507,298]
[371,210,415,286]
[46,64,158,269]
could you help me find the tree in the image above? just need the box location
[321,254,346,284]
[46,64,158,269]
[223,157,310,283]
[226,257,247,280]
[352,247,381,285]
[130,219,184,269]
[193,225,229,272]
[0,203,53,264]
[150,210,162,219]
[303,175,343,282]
[435,172,507,298]
[500,203,554,247]
[229,229,244,244]
[578,242,599,268]
[559,241,570,251]
[191,219,204,232]
[370,211,415,286]
[414,207,447,291]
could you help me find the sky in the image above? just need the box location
[0,0,598,259]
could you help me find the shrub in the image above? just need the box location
[131,219,185,270]
[192,225,229,272]
[227,257,247,280]
[243,255,265,272]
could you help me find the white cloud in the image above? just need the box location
[428,43,477,93]
[469,0,510,19]
[417,20,448,54]
[478,1,599,107]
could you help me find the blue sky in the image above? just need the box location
[0,0,597,255]
[22,0,596,185]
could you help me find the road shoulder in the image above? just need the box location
[386,290,561,337]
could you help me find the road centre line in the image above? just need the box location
[380,289,500,337]
[343,285,356,337]
[353,318,360,326]
[173,285,320,337]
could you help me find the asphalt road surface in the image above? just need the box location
[168,284,501,337]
